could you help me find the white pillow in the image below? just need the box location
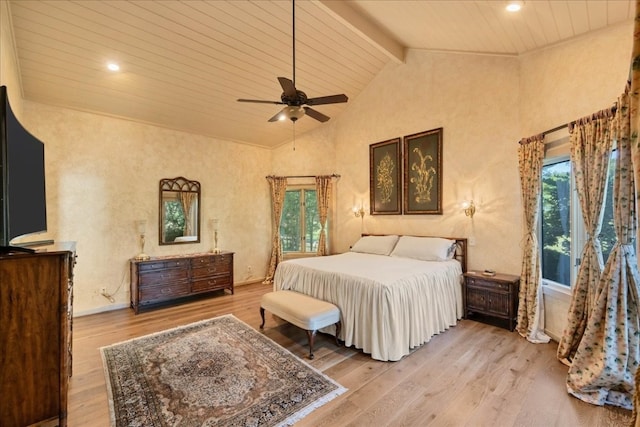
[350,235,399,256]
[390,236,456,261]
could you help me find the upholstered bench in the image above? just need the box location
[260,290,341,359]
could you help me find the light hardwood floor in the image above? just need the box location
[69,282,631,426]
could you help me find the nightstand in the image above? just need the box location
[462,271,520,331]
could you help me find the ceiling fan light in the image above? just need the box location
[284,106,305,121]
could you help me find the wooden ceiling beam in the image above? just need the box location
[315,0,405,64]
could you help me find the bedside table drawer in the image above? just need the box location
[466,277,510,291]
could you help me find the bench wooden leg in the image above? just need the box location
[335,321,341,346]
[306,330,317,359]
[259,307,266,329]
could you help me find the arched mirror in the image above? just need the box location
[159,177,201,245]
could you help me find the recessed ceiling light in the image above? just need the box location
[506,1,523,12]
[107,62,120,72]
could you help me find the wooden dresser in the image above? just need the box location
[462,271,520,331]
[0,242,76,427]
[130,251,234,313]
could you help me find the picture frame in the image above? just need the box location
[403,128,443,214]
[369,138,402,215]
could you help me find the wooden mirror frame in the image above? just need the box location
[159,177,201,245]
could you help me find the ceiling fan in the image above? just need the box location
[237,0,348,123]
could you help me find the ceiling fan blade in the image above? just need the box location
[304,107,330,122]
[268,108,285,122]
[237,98,284,105]
[278,77,297,98]
[306,94,348,106]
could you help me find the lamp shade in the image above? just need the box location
[136,220,147,234]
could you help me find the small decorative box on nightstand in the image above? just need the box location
[462,271,520,331]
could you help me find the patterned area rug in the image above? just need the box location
[100,314,346,426]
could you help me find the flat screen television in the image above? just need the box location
[0,85,47,253]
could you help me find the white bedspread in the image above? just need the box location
[273,252,463,361]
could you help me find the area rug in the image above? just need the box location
[100,314,346,426]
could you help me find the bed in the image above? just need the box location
[273,234,467,361]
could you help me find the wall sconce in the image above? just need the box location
[210,218,220,254]
[352,205,365,218]
[134,220,150,260]
[462,200,476,219]
[352,202,366,234]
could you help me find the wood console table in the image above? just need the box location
[130,251,234,313]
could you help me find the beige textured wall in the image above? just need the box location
[0,0,24,116]
[270,50,523,275]
[17,102,273,315]
[519,22,632,137]
[270,122,339,252]
[332,49,522,274]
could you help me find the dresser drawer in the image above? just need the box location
[139,268,189,286]
[138,259,188,272]
[191,255,232,268]
[140,281,190,303]
[191,263,231,279]
[191,275,232,293]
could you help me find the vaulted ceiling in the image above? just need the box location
[4,0,633,148]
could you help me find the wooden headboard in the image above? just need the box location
[361,234,468,273]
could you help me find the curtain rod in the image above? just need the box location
[520,104,618,145]
[265,174,341,179]
[542,123,568,137]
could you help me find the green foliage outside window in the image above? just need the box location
[280,189,322,253]
[541,155,616,286]
[541,162,572,285]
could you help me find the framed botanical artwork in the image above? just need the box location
[369,138,402,215]
[403,128,443,214]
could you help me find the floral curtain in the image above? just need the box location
[516,134,550,343]
[567,90,640,410]
[632,2,640,253]
[631,2,640,422]
[315,176,332,256]
[264,176,287,284]
[557,112,614,364]
[179,191,195,236]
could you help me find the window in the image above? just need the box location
[540,150,617,288]
[280,187,324,254]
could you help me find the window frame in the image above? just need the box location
[279,184,330,258]
[539,133,616,292]
[539,154,585,291]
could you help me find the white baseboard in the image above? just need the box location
[73,278,267,318]
[74,302,129,317]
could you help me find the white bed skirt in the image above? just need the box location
[273,252,463,361]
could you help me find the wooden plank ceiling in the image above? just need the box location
[5,0,633,148]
